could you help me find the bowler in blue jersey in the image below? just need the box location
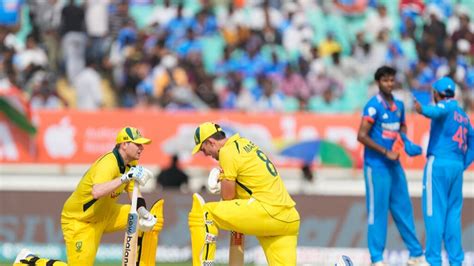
[415,76,474,266]
[357,66,426,266]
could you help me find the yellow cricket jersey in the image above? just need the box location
[219,134,295,208]
[61,148,137,223]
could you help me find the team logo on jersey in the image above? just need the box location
[111,191,121,198]
[382,113,388,119]
[75,241,83,252]
[368,107,376,116]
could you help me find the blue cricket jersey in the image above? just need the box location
[421,99,473,162]
[362,94,405,166]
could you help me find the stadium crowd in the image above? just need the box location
[0,0,473,113]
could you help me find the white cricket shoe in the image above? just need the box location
[14,248,35,263]
[371,261,388,266]
[407,255,429,266]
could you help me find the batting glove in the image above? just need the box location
[401,133,422,157]
[137,207,157,232]
[120,166,153,186]
[120,167,136,184]
[207,167,221,195]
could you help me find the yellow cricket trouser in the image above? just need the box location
[61,204,130,266]
[205,198,300,266]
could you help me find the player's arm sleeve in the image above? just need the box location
[420,102,449,119]
[219,149,238,181]
[361,102,377,124]
[92,158,119,184]
[465,123,474,170]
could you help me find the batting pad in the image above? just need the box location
[138,199,164,266]
[189,193,218,266]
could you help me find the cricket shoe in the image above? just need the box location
[14,248,38,264]
[371,262,388,266]
[407,255,429,266]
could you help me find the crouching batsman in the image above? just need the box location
[188,122,300,266]
[14,127,164,266]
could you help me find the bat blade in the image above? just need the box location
[122,184,139,266]
[229,231,244,266]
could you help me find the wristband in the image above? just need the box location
[137,197,147,209]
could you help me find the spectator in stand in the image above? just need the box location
[73,58,103,110]
[400,12,420,41]
[190,8,218,37]
[253,75,284,112]
[246,0,283,31]
[108,0,134,41]
[14,34,48,77]
[307,66,344,98]
[215,45,238,77]
[29,73,67,110]
[399,29,418,63]
[60,0,86,84]
[85,0,110,70]
[152,54,187,101]
[436,53,466,86]
[220,71,253,110]
[368,30,390,74]
[422,5,447,57]
[237,33,267,78]
[278,64,310,100]
[319,32,342,57]
[147,0,177,28]
[386,40,410,85]
[28,0,63,72]
[194,75,220,109]
[263,49,287,77]
[364,4,393,41]
[309,86,343,113]
[327,51,360,84]
[176,28,203,59]
[166,3,191,50]
[451,13,474,56]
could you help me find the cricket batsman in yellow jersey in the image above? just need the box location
[14,127,163,266]
[188,122,300,266]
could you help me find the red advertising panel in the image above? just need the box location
[0,110,473,170]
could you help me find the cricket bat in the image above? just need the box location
[229,231,245,266]
[122,183,139,266]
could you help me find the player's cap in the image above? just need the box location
[116,127,151,145]
[432,76,455,96]
[192,122,223,155]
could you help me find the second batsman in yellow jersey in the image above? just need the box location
[189,122,300,266]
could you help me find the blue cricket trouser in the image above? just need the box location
[364,164,423,263]
[423,156,464,266]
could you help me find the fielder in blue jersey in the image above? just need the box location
[414,76,474,266]
[357,66,426,266]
